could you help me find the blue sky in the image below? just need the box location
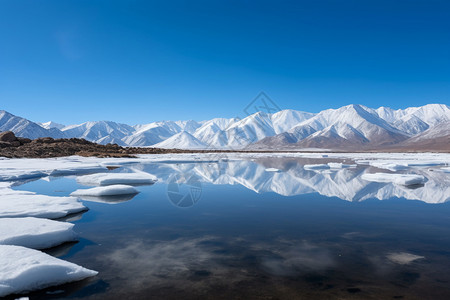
[1,0,449,125]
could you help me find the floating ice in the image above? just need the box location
[327,162,356,169]
[0,157,107,181]
[77,172,157,186]
[304,164,330,170]
[0,193,86,219]
[361,173,427,186]
[0,245,97,297]
[265,168,281,172]
[74,194,137,204]
[368,162,408,171]
[71,185,139,196]
[0,217,77,249]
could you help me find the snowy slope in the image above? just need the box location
[39,121,66,130]
[376,104,450,135]
[250,104,409,150]
[0,110,66,139]
[153,131,207,149]
[61,121,134,146]
[123,121,180,146]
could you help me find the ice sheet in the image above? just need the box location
[0,217,77,249]
[0,193,87,219]
[77,172,157,186]
[71,184,139,196]
[0,245,97,297]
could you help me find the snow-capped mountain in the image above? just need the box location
[1,103,449,150]
[250,104,410,150]
[376,103,450,135]
[0,110,66,140]
[39,121,66,130]
[61,121,135,146]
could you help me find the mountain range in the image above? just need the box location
[1,103,449,151]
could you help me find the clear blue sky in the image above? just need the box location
[1,0,449,125]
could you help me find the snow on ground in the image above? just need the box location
[77,172,157,186]
[361,173,427,186]
[71,184,139,196]
[0,192,86,219]
[0,245,97,297]
[0,217,77,249]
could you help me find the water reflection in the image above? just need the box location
[130,159,450,204]
[75,194,138,204]
[10,158,450,299]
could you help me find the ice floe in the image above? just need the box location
[71,184,139,196]
[77,172,157,186]
[361,173,427,186]
[0,217,77,249]
[327,162,356,169]
[0,245,97,297]
[0,193,86,219]
[265,168,281,172]
[304,164,330,170]
[0,157,107,181]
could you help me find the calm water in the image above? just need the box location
[10,158,450,300]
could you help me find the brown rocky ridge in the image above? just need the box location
[0,131,200,158]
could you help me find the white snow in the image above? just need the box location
[361,173,427,186]
[0,218,77,249]
[0,245,97,297]
[77,172,157,186]
[265,168,281,172]
[71,184,139,196]
[0,193,87,219]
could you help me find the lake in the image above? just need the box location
[11,157,450,299]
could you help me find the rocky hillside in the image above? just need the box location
[0,131,192,158]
